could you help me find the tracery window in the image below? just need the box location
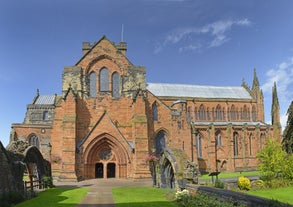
[89,72,96,97]
[100,67,109,91]
[233,132,239,156]
[112,72,120,98]
[152,102,158,121]
[29,135,40,149]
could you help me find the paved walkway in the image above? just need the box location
[55,179,153,207]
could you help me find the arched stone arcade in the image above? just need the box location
[83,133,131,179]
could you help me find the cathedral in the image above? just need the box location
[10,36,281,184]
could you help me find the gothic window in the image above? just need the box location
[252,105,257,121]
[260,133,266,149]
[243,105,249,120]
[230,105,236,121]
[89,72,96,97]
[195,133,203,158]
[215,130,222,147]
[199,104,206,120]
[155,131,166,154]
[187,106,191,122]
[43,111,49,120]
[215,105,222,120]
[112,72,120,98]
[233,132,239,156]
[29,135,40,149]
[152,102,158,121]
[100,67,109,91]
[194,107,198,120]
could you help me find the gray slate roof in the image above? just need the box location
[34,95,55,105]
[146,83,252,99]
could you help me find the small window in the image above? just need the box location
[43,111,49,120]
[195,133,203,158]
[215,130,222,147]
[233,132,239,156]
[89,72,96,97]
[100,68,109,91]
[152,102,158,121]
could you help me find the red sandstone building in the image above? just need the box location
[10,36,281,185]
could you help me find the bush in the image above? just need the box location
[214,180,225,189]
[238,176,251,191]
[42,176,54,188]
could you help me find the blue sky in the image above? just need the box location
[1,0,293,147]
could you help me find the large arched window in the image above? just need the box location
[195,132,203,158]
[242,105,249,120]
[112,72,120,98]
[233,132,239,156]
[89,72,96,97]
[155,131,166,154]
[29,134,40,149]
[152,102,158,121]
[199,104,206,120]
[100,68,109,91]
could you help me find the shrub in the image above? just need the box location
[238,176,251,191]
[214,179,225,189]
[42,176,54,188]
[175,189,190,201]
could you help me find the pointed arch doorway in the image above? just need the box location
[83,134,130,179]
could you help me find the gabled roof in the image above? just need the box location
[33,95,55,105]
[146,83,252,99]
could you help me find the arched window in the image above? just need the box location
[112,72,120,98]
[152,102,158,121]
[230,105,237,121]
[195,132,203,158]
[242,105,249,120]
[100,68,109,91]
[215,105,222,120]
[233,132,239,156]
[89,72,96,97]
[43,111,49,120]
[187,106,191,122]
[252,105,257,121]
[260,133,266,149]
[215,130,222,147]
[29,135,40,149]
[155,131,166,154]
[199,105,206,120]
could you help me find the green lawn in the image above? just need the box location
[200,171,260,180]
[247,186,293,205]
[14,187,88,207]
[112,187,177,207]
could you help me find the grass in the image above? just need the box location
[14,187,88,207]
[112,187,177,207]
[247,186,293,205]
[199,171,260,180]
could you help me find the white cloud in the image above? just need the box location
[262,57,293,129]
[156,18,251,53]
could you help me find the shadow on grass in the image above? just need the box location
[15,187,88,207]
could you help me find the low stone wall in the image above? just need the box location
[186,184,293,207]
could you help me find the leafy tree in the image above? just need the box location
[283,101,293,154]
[256,138,286,180]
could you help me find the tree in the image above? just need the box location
[256,138,286,180]
[283,101,293,154]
